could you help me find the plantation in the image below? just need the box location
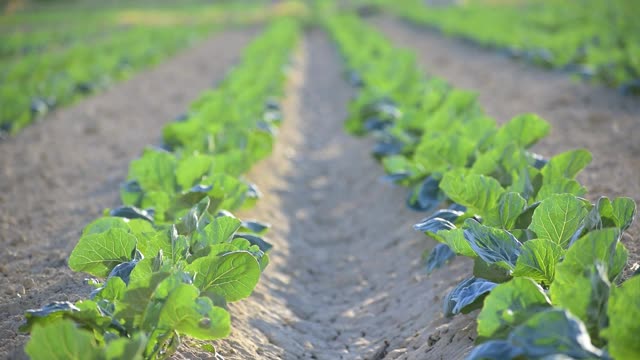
[372,0,640,93]
[1,1,639,359]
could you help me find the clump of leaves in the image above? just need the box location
[21,198,271,359]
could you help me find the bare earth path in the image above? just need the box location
[195,22,640,360]
[177,30,476,360]
[372,16,640,273]
[0,29,256,359]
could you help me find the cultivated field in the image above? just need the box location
[1,1,639,359]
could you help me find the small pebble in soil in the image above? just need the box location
[22,278,36,289]
[388,348,408,356]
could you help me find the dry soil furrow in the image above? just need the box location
[372,16,640,274]
[0,29,257,359]
[178,30,476,360]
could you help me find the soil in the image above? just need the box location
[0,29,256,359]
[1,16,639,360]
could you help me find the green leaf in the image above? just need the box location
[193,215,242,252]
[508,166,538,201]
[425,244,456,274]
[444,277,497,316]
[82,217,129,236]
[127,219,156,236]
[486,192,527,229]
[21,300,112,335]
[512,239,564,285]
[176,154,213,190]
[239,220,271,235]
[120,180,143,206]
[610,197,636,231]
[246,130,274,163]
[477,278,551,340]
[470,147,501,176]
[136,230,169,260]
[473,258,512,283]
[413,134,476,174]
[602,276,640,360]
[25,319,102,360]
[529,193,588,248]
[156,283,231,340]
[69,229,137,277]
[204,174,250,212]
[187,251,260,302]
[549,228,628,342]
[140,191,171,222]
[128,258,154,288]
[583,196,636,234]
[535,178,586,202]
[463,219,522,269]
[162,119,204,151]
[540,149,592,181]
[128,148,177,194]
[138,227,186,265]
[177,197,211,236]
[509,309,604,359]
[170,233,190,265]
[584,197,613,231]
[551,262,610,346]
[434,228,476,257]
[94,276,127,302]
[560,228,628,282]
[440,170,505,217]
[191,243,242,262]
[117,271,171,330]
[382,155,413,177]
[105,333,146,360]
[21,302,78,332]
[493,113,550,149]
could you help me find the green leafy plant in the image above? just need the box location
[372,0,640,93]
[20,19,299,359]
[0,2,284,135]
[326,12,639,359]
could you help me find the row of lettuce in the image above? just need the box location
[0,1,304,136]
[0,25,215,135]
[20,19,299,360]
[326,14,639,360]
[365,0,640,94]
[0,21,127,60]
[0,1,286,61]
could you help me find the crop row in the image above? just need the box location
[0,1,297,136]
[0,23,128,60]
[19,19,300,360]
[326,14,639,360]
[0,22,217,135]
[367,0,640,94]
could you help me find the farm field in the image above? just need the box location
[372,0,640,92]
[1,1,639,359]
[0,1,298,135]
